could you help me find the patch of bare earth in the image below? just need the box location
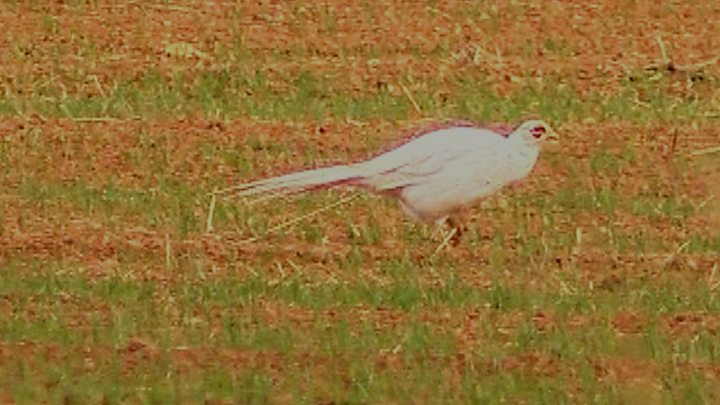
[2,0,720,397]
[1,2,719,99]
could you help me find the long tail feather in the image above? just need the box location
[218,163,365,198]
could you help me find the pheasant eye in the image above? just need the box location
[531,126,546,138]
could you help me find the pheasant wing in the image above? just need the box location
[364,141,499,192]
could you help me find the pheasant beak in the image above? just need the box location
[545,128,560,144]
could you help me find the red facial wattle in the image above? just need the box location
[531,126,546,139]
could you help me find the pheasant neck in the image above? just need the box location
[509,135,541,179]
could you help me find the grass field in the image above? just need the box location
[1,1,720,403]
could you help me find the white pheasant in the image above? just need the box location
[219,119,558,238]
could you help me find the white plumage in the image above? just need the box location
[221,119,558,224]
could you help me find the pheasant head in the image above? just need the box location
[511,119,560,147]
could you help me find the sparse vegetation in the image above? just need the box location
[1,1,720,403]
